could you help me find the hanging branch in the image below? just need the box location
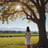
[23,8,38,23]
[21,2,38,20]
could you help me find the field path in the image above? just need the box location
[9,44,26,46]
[16,44,33,48]
[16,44,26,46]
[9,44,33,48]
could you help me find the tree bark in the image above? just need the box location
[37,19,47,48]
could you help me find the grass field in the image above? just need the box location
[0,34,48,48]
[0,34,39,37]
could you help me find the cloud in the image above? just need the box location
[46,27,48,31]
[0,25,48,31]
[0,25,25,29]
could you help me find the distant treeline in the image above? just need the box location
[0,31,48,34]
[0,31,25,34]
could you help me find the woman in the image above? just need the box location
[25,26,31,48]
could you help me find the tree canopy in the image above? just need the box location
[0,0,48,48]
[0,0,48,24]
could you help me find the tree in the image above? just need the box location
[0,0,48,48]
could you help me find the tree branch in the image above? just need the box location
[36,0,39,6]
[0,0,20,2]
[44,0,48,5]
[2,11,23,17]
[31,0,40,8]
[0,0,20,5]
[31,0,41,18]
[23,8,38,23]
[31,0,37,5]
[21,2,38,21]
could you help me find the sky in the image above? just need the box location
[0,5,48,31]
[0,13,48,31]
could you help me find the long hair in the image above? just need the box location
[26,26,30,32]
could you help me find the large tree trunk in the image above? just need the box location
[36,4,48,48]
[37,19,47,48]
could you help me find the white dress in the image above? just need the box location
[25,33,31,45]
